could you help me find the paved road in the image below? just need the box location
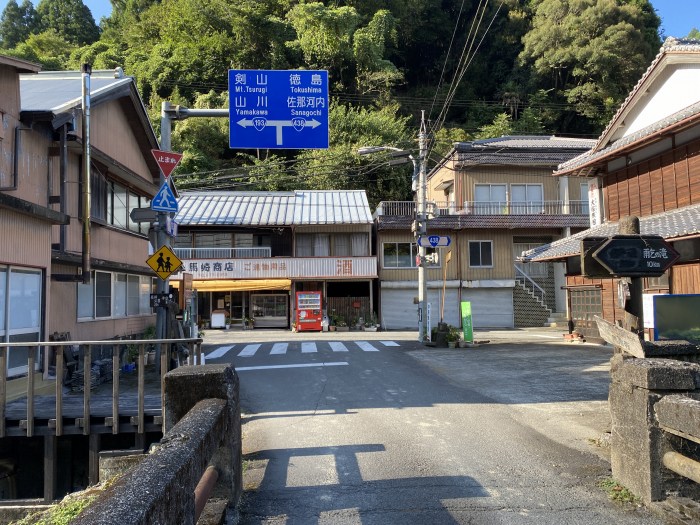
[202,328,662,524]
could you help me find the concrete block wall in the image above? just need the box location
[513,285,550,328]
[609,355,700,504]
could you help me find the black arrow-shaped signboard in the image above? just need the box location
[592,235,680,277]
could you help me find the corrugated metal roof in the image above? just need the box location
[521,203,700,262]
[464,135,596,150]
[19,70,133,113]
[175,190,372,226]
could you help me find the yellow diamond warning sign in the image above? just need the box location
[147,245,182,280]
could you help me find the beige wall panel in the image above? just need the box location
[455,230,515,281]
[0,66,21,116]
[12,126,50,204]
[567,176,590,200]
[89,102,152,178]
[460,167,561,202]
[90,227,151,268]
[0,209,51,267]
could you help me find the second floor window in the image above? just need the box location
[510,184,543,213]
[469,241,493,267]
[474,184,506,214]
[90,169,149,235]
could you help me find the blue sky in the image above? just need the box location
[0,0,697,40]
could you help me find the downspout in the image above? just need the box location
[81,64,92,284]
[59,125,68,251]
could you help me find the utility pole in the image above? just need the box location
[417,111,428,342]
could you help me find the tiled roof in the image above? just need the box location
[376,213,590,231]
[555,100,700,175]
[520,203,700,262]
[556,37,700,176]
[175,190,372,226]
[595,37,700,152]
[451,135,596,168]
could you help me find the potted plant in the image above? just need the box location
[335,316,349,332]
[446,325,461,348]
[329,314,337,332]
[363,312,378,331]
[143,325,156,364]
[244,317,255,330]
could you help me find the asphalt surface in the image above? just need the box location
[201,327,663,524]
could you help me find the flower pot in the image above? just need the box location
[329,326,336,332]
[336,326,349,332]
[363,326,377,332]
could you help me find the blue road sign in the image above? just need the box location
[418,235,451,248]
[229,69,329,150]
[151,182,178,212]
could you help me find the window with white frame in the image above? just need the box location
[510,184,543,213]
[469,241,493,267]
[0,266,42,377]
[474,184,507,214]
[78,271,155,320]
[382,242,438,268]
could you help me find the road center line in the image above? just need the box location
[236,362,349,371]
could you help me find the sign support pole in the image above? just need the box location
[155,102,174,370]
[619,216,644,336]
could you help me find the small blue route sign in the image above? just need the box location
[229,69,329,150]
[418,235,451,248]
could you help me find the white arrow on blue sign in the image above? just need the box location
[418,235,451,248]
[151,181,178,213]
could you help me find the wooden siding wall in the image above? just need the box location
[378,229,516,282]
[0,65,21,189]
[671,263,700,294]
[604,137,700,221]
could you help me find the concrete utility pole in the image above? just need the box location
[417,111,429,342]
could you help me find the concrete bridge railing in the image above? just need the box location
[72,364,242,524]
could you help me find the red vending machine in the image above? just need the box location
[296,291,323,331]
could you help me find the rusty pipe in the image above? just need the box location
[194,465,219,521]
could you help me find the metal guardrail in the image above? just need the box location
[374,200,589,216]
[0,337,203,438]
[173,247,272,259]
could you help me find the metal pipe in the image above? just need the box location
[81,64,92,283]
[194,465,219,521]
[59,125,68,251]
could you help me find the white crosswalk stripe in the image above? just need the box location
[238,344,261,357]
[355,341,379,352]
[270,342,288,355]
[329,341,348,352]
[380,341,400,347]
[301,342,317,353]
[206,345,234,359]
